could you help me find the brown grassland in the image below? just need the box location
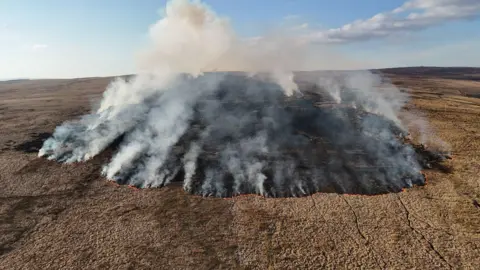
[0,67,479,269]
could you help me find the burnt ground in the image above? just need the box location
[0,69,480,269]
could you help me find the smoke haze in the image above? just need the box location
[39,0,445,197]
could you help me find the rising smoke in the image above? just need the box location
[39,0,441,197]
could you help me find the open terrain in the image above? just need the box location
[0,67,479,269]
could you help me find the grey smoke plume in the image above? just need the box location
[39,0,440,197]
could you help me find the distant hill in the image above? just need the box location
[0,78,30,83]
[375,66,480,81]
[3,67,480,85]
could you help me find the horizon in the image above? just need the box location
[1,65,479,81]
[1,0,480,80]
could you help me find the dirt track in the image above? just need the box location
[1,69,480,269]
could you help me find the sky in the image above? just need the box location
[0,0,479,79]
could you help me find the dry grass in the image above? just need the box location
[0,69,479,269]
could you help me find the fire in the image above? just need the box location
[127,185,139,191]
[36,0,451,198]
[421,172,428,184]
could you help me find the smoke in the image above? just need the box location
[39,0,443,197]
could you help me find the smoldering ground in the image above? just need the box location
[39,71,440,197]
[38,0,449,197]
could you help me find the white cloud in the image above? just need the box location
[298,23,309,29]
[309,0,480,43]
[284,14,300,20]
[31,44,48,51]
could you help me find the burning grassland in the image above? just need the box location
[38,73,451,197]
[36,0,451,198]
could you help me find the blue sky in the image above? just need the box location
[1,0,479,79]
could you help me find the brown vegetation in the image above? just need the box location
[0,68,479,269]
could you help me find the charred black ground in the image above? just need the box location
[107,74,451,196]
[33,73,452,197]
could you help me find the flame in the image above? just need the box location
[127,185,139,191]
[421,171,428,184]
[106,180,120,187]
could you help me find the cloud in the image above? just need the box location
[31,44,48,51]
[309,0,480,43]
[283,14,300,20]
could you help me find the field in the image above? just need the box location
[1,67,479,269]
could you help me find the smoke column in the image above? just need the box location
[39,0,439,197]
